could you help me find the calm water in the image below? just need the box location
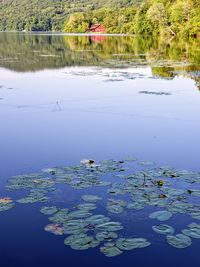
[0,32,200,267]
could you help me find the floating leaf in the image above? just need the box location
[48,209,69,223]
[40,206,58,215]
[152,224,175,235]
[100,242,123,257]
[149,210,172,221]
[182,223,200,239]
[166,234,192,248]
[81,195,102,203]
[96,221,123,231]
[85,215,110,225]
[116,238,151,250]
[0,203,15,212]
[64,233,99,250]
[96,231,118,241]
[63,219,87,235]
[107,199,126,214]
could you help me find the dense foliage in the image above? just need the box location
[0,0,199,38]
[63,0,200,37]
[0,0,141,31]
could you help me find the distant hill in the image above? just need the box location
[0,0,142,31]
[0,0,199,37]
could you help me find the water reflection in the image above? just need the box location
[0,33,199,78]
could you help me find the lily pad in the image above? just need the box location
[116,238,151,250]
[40,206,58,215]
[166,234,192,248]
[152,224,175,235]
[63,219,87,234]
[100,242,123,257]
[149,210,172,221]
[182,223,200,239]
[107,199,126,214]
[81,195,102,203]
[96,221,123,231]
[96,231,118,241]
[64,233,99,250]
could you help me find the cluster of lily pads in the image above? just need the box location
[40,203,150,256]
[1,157,200,256]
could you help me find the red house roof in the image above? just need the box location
[86,24,105,33]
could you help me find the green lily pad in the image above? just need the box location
[100,242,123,257]
[166,234,192,248]
[96,221,123,231]
[107,199,126,214]
[64,233,99,250]
[0,203,15,212]
[76,203,97,211]
[149,210,172,221]
[81,195,102,202]
[63,219,87,234]
[182,223,200,239]
[40,206,58,215]
[48,208,69,223]
[152,224,175,235]
[127,202,145,210]
[96,231,118,241]
[116,238,151,250]
[85,215,110,225]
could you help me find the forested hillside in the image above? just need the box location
[63,0,200,37]
[0,0,199,38]
[0,0,141,31]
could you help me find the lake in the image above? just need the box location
[0,32,200,267]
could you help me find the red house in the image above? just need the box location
[86,24,105,33]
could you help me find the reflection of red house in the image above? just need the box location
[86,24,105,33]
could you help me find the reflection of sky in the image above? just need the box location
[0,66,200,187]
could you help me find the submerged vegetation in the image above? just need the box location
[1,157,200,255]
[1,0,199,38]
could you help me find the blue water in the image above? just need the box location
[0,33,200,266]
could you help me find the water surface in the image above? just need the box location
[0,32,200,267]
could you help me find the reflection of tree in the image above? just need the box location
[152,67,175,78]
[0,33,199,86]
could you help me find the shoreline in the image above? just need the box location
[0,31,133,36]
